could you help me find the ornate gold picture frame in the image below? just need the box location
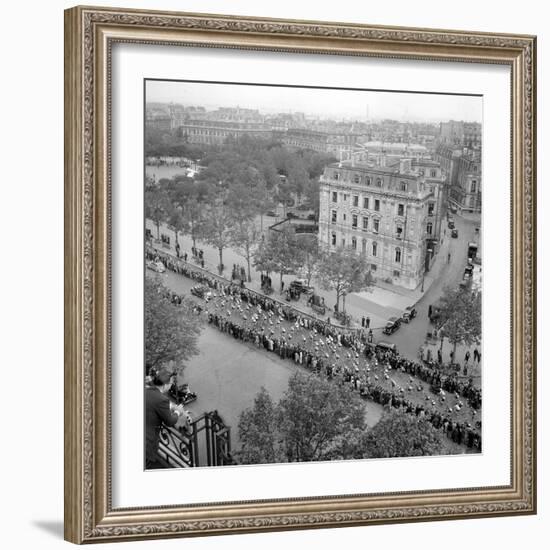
[64,5,536,544]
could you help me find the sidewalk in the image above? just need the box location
[146,218,445,332]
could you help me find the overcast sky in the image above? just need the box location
[146,80,482,123]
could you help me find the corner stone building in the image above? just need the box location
[318,158,445,290]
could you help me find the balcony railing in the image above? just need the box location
[157,410,236,468]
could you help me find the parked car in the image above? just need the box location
[266,210,277,217]
[429,301,444,324]
[402,305,417,323]
[286,212,297,219]
[464,264,474,278]
[451,228,459,238]
[308,293,326,315]
[375,341,397,354]
[289,278,314,295]
[448,218,455,229]
[146,259,166,273]
[190,284,212,299]
[383,316,402,335]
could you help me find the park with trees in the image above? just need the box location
[236,372,446,464]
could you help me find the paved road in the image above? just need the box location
[151,270,384,449]
[145,161,480,364]
[384,215,480,361]
[148,214,479,363]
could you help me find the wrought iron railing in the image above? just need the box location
[157,410,236,468]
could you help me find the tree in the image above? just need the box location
[361,410,444,458]
[296,234,319,287]
[201,195,234,271]
[252,238,278,278]
[144,187,169,240]
[437,286,482,358]
[316,247,374,313]
[167,206,184,249]
[182,196,204,250]
[254,226,301,290]
[278,372,366,462]
[144,276,203,371]
[230,219,261,282]
[236,373,368,464]
[286,162,309,204]
[235,388,283,464]
[226,182,259,226]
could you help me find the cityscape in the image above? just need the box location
[144,80,482,469]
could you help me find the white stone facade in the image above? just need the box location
[318,159,444,290]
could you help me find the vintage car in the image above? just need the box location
[169,382,198,406]
[375,341,397,354]
[402,305,417,323]
[464,264,474,278]
[146,259,166,273]
[308,293,326,315]
[190,284,212,300]
[383,316,402,335]
[289,278,314,295]
[429,301,444,324]
[451,228,459,238]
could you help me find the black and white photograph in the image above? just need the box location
[143,79,483,470]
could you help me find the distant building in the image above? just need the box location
[359,141,430,160]
[282,128,361,156]
[179,119,273,145]
[450,150,482,214]
[439,120,481,149]
[318,155,445,290]
[146,109,172,132]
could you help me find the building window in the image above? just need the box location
[343,213,347,221]
[395,247,401,263]
[427,222,433,235]
[362,216,368,230]
[366,177,371,186]
[372,241,377,256]
[331,210,337,223]
[376,178,382,187]
[341,238,346,248]
[351,237,357,250]
[333,172,340,180]
[353,195,359,207]
[331,233,336,246]
[352,214,358,228]
[363,197,369,209]
[373,219,380,233]
[396,225,403,239]
[332,191,337,203]
[362,239,367,253]
[397,203,405,216]
[393,270,401,277]
[371,263,377,271]
[430,169,437,177]
[353,175,360,184]
[471,180,477,193]
[400,181,408,191]
[374,199,380,211]
[428,202,435,215]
